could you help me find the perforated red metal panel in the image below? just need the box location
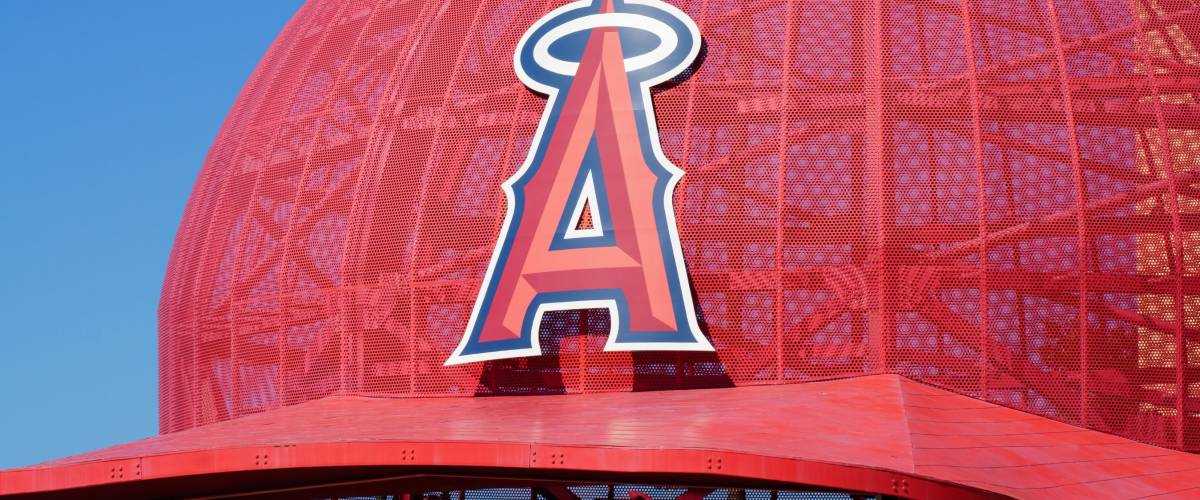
[158,0,1200,454]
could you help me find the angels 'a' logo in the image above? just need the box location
[446,0,711,365]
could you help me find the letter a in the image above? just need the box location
[446,0,711,365]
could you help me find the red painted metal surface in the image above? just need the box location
[4,375,1200,498]
[155,0,1200,456]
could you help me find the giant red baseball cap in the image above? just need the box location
[5,0,1200,497]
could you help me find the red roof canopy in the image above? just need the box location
[5,374,1199,498]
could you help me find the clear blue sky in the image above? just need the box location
[0,1,304,468]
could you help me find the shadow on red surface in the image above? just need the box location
[4,375,1200,498]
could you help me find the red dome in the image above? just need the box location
[158,0,1200,456]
